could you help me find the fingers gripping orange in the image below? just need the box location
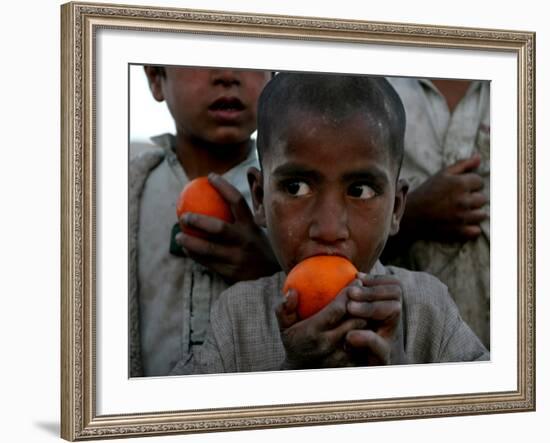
[176,177,234,238]
[283,256,358,319]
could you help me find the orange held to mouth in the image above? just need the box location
[283,256,358,319]
[176,177,234,238]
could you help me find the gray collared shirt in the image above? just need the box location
[173,261,489,375]
[133,134,260,376]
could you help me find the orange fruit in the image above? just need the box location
[283,256,358,319]
[176,177,234,238]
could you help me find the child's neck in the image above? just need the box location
[174,134,253,180]
[431,79,473,114]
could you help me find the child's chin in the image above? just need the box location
[208,129,252,146]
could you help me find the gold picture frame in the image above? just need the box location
[61,1,535,440]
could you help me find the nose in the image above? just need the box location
[308,191,350,245]
[210,69,241,87]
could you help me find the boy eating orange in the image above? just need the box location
[172,73,488,374]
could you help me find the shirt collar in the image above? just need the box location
[150,133,259,178]
[371,260,387,275]
[150,133,176,154]
[419,78,482,98]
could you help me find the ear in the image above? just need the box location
[247,166,267,227]
[389,178,409,235]
[143,66,166,102]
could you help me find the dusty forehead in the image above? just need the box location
[259,109,399,181]
[283,106,388,130]
[270,108,392,153]
[258,107,401,177]
[264,114,391,171]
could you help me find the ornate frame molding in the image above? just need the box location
[61,2,535,440]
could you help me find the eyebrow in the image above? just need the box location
[271,163,322,180]
[271,163,391,186]
[342,167,391,186]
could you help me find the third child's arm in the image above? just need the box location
[382,153,488,260]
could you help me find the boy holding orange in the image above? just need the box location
[172,73,488,374]
[129,67,278,376]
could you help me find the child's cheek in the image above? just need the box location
[268,196,307,267]
[350,210,389,272]
[270,197,304,237]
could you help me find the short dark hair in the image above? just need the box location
[256,72,406,174]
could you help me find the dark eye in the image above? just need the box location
[285,181,312,196]
[348,183,376,200]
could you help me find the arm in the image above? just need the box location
[176,173,280,283]
[382,154,488,260]
[170,333,227,375]
[344,274,407,366]
[128,150,165,377]
[437,292,489,363]
[170,294,233,375]
[276,275,406,369]
[276,283,367,370]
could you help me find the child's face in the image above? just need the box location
[250,110,407,274]
[148,67,270,145]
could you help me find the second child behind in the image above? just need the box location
[129,67,278,376]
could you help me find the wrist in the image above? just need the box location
[280,358,302,370]
[280,354,318,370]
[280,359,296,370]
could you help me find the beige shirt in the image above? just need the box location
[133,134,259,376]
[386,78,490,348]
[173,261,489,375]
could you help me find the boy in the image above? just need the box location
[129,67,278,376]
[382,77,490,348]
[171,73,488,375]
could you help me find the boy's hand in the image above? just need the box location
[276,283,367,370]
[175,173,279,283]
[400,153,488,244]
[345,273,406,366]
